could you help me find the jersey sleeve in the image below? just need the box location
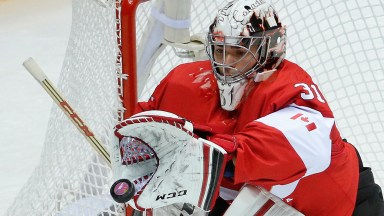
[234,103,335,198]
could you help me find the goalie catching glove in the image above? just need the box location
[111,110,229,212]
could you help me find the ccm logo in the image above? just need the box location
[155,190,188,201]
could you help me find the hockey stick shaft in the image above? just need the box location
[23,57,111,167]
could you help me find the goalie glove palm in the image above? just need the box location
[111,110,228,212]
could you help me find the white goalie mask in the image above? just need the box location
[206,0,286,111]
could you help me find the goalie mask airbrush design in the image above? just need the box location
[206,0,286,111]
[111,111,228,212]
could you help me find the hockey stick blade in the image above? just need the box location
[23,57,111,167]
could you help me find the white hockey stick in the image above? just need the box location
[23,57,111,167]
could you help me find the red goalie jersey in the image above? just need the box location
[135,59,359,215]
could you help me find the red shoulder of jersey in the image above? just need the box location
[236,60,334,130]
[135,60,236,134]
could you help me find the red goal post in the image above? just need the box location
[118,0,140,119]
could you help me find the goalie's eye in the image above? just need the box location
[213,46,225,62]
[215,46,224,54]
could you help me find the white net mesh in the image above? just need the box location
[6,0,384,215]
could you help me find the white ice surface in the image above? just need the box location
[0,0,71,214]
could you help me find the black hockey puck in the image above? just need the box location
[110,179,135,203]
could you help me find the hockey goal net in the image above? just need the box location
[7,0,384,215]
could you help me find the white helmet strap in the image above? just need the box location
[253,69,276,82]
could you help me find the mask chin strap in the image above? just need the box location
[253,69,276,82]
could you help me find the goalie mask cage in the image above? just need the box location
[6,0,384,215]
